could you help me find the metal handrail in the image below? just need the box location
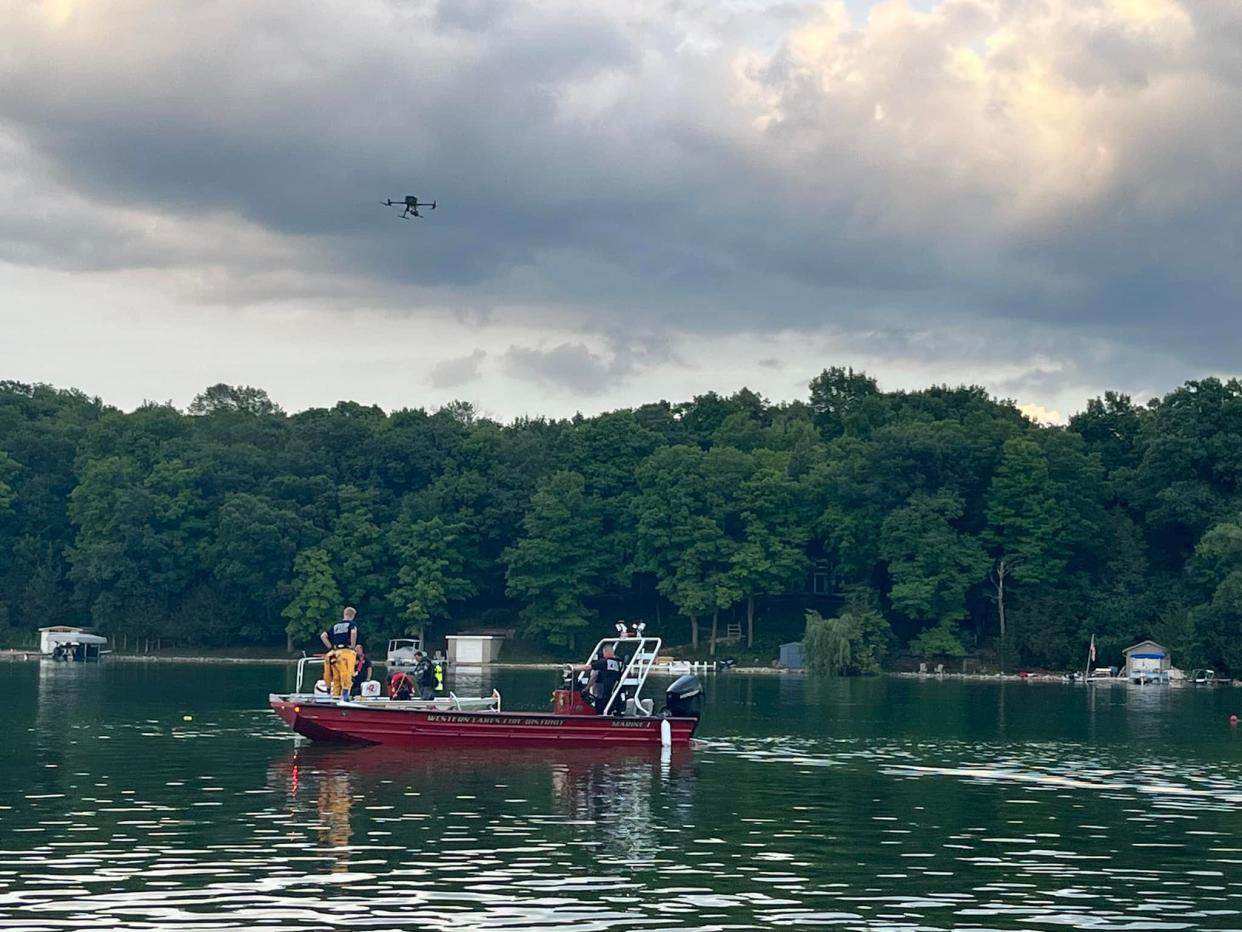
[597,636,662,716]
[295,655,324,693]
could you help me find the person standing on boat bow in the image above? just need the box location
[320,607,358,700]
[584,644,623,715]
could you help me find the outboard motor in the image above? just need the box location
[664,674,703,719]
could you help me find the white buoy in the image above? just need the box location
[660,718,672,748]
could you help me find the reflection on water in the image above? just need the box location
[317,770,353,871]
[3,662,1242,930]
[449,664,487,697]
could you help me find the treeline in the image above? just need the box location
[2,372,1242,671]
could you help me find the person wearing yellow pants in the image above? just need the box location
[320,607,359,699]
[324,647,356,698]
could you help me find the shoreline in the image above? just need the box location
[5,650,1232,684]
[0,650,788,675]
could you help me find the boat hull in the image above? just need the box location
[269,694,699,747]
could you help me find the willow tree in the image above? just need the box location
[803,607,891,676]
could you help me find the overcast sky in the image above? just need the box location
[2,0,1239,423]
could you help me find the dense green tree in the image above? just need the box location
[1130,379,1242,562]
[731,453,811,646]
[909,619,968,658]
[1187,516,1242,672]
[1068,391,1145,476]
[0,451,15,514]
[283,548,342,651]
[67,454,210,642]
[189,383,283,417]
[984,437,1068,652]
[880,491,987,642]
[210,493,304,643]
[505,471,611,648]
[323,486,392,634]
[808,366,884,439]
[634,446,742,650]
[674,389,768,446]
[5,371,1242,675]
[390,517,477,640]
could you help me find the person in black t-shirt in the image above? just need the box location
[587,644,624,715]
[319,607,358,699]
[321,607,358,651]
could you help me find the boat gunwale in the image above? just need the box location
[269,693,694,724]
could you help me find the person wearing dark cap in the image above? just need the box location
[412,650,436,701]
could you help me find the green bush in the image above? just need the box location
[909,618,968,658]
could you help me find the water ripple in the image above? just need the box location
[5,667,1242,930]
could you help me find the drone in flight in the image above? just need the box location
[382,195,437,219]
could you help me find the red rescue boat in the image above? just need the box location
[269,625,703,748]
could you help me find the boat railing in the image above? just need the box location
[294,656,499,708]
[294,655,322,693]
[597,635,662,716]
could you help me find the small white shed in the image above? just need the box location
[446,635,503,665]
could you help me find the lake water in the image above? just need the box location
[4,662,1242,931]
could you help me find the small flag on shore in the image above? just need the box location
[1088,634,1096,664]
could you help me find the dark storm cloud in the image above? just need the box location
[2,0,1242,401]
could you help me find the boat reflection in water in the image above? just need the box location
[267,742,697,873]
[35,657,105,754]
[548,746,697,865]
